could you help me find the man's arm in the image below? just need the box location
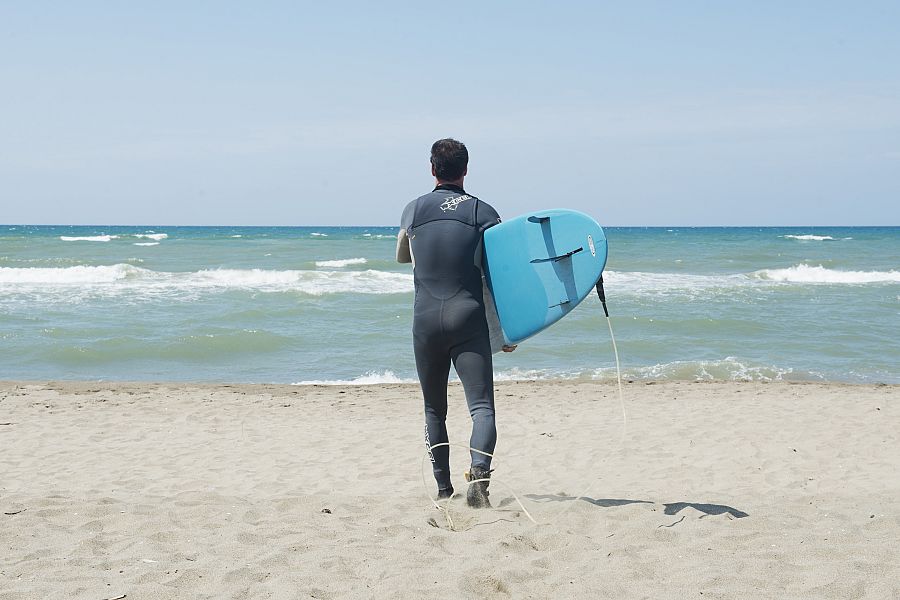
[396,201,415,264]
[396,229,411,263]
[475,200,501,233]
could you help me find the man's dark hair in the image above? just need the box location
[430,138,468,181]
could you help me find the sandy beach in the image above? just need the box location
[1,380,897,599]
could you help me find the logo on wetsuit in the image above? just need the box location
[439,195,472,212]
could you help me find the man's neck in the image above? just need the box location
[434,178,465,191]
[434,177,465,187]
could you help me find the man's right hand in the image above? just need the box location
[501,345,517,352]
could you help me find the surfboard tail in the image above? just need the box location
[482,276,509,354]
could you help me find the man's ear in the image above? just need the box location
[463,167,468,176]
[431,164,436,177]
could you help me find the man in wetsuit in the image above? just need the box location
[396,138,515,508]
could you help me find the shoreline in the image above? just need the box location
[3,378,898,391]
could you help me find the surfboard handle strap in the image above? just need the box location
[529,246,583,264]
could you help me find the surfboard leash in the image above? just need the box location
[421,443,539,530]
[549,296,626,521]
[422,279,627,531]
[596,275,610,318]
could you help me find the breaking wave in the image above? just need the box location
[603,265,900,295]
[60,235,118,242]
[59,232,167,242]
[0,264,140,284]
[290,359,821,385]
[293,370,415,385]
[603,270,750,294]
[315,257,368,268]
[6,263,894,303]
[751,264,900,284]
[782,234,835,241]
[0,264,413,296]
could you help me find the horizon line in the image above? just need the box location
[3,223,898,229]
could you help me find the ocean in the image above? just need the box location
[1,225,897,384]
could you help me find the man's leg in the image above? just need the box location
[451,333,495,508]
[450,334,496,471]
[414,336,453,492]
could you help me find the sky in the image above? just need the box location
[1,2,898,226]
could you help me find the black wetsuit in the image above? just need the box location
[399,184,501,492]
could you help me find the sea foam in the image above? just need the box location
[290,359,818,385]
[292,370,415,385]
[597,357,814,382]
[501,358,818,382]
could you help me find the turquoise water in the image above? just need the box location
[1,225,897,384]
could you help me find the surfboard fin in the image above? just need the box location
[530,247,583,263]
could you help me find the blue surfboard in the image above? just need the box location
[482,209,608,350]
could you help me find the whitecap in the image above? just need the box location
[315,257,367,268]
[60,235,118,242]
[752,264,900,284]
[134,233,168,241]
[134,242,160,246]
[782,234,835,241]
[310,232,328,237]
